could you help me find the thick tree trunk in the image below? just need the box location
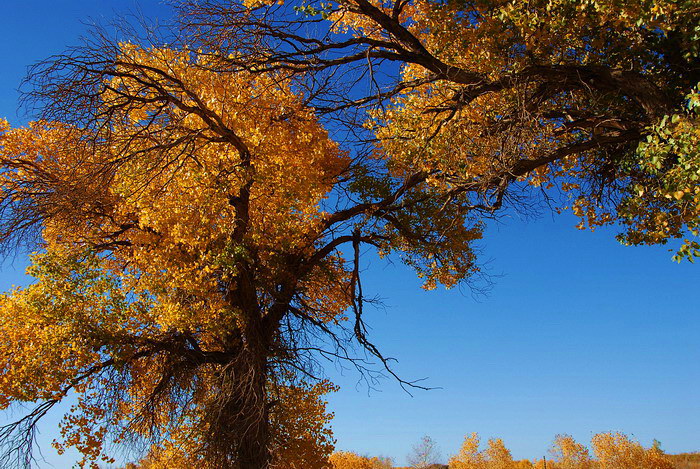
[217,262,276,469]
[209,350,270,469]
[237,420,270,469]
[204,317,271,469]
[236,353,270,469]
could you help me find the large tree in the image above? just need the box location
[0,0,697,467]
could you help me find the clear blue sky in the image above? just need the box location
[0,1,698,467]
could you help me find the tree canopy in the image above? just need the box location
[0,0,697,467]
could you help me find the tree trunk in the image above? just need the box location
[235,353,270,469]
[207,329,271,469]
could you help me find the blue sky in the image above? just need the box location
[0,1,698,467]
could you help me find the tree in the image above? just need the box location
[408,435,441,468]
[549,435,593,469]
[591,432,674,469]
[0,37,471,468]
[0,44,363,467]
[447,433,674,469]
[0,0,698,467]
[448,433,517,469]
[329,451,394,469]
[449,433,484,469]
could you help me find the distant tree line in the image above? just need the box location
[326,432,694,469]
[120,430,697,468]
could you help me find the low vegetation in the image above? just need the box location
[667,453,700,469]
[327,432,692,469]
[120,430,695,468]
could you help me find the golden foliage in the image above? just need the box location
[449,433,674,469]
[270,380,338,469]
[591,432,674,469]
[1,0,698,464]
[324,0,700,260]
[0,42,348,467]
[329,450,393,469]
[550,434,593,469]
[449,433,516,469]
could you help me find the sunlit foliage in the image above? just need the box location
[329,451,394,469]
[591,432,674,469]
[0,45,350,467]
[448,432,674,469]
